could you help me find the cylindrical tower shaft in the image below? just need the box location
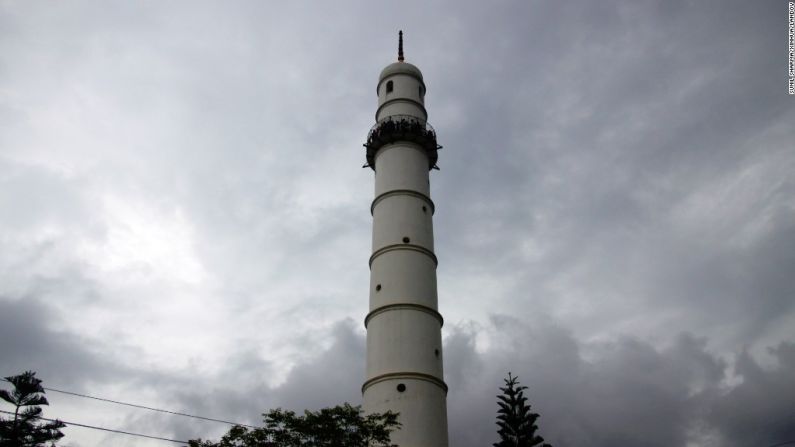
[362,34,448,447]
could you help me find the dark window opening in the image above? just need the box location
[434,349,440,358]
[422,205,427,213]
[375,284,382,291]
[397,383,406,392]
[386,81,394,94]
[402,237,410,243]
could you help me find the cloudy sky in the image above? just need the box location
[1,1,794,446]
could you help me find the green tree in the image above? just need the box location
[494,372,550,447]
[189,403,399,447]
[0,371,65,447]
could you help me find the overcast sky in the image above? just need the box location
[1,1,794,446]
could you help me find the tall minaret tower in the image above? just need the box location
[362,31,448,447]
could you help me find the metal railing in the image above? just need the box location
[363,115,441,170]
[366,115,436,142]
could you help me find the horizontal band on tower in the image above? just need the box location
[362,372,448,395]
[371,189,435,216]
[375,98,428,122]
[364,303,444,328]
[369,244,438,268]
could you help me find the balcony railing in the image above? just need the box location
[363,115,441,170]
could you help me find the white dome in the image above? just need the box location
[379,61,424,83]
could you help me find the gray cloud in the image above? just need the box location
[158,316,790,447]
[443,317,791,447]
[0,298,125,388]
[1,0,793,445]
[706,342,795,447]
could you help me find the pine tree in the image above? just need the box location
[494,372,550,447]
[0,371,65,447]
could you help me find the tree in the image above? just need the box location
[494,372,550,447]
[189,403,399,447]
[0,371,65,447]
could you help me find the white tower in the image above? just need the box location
[362,31,448,447]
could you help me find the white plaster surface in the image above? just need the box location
[377,100,427,122]
[369,251,438,309]
[363,379,449,447]
[378,74,425,106]
[366,310,443,378]
[374,144,430,196]
[372,194,435,252]
[377,69,426,122]
[364,60,448,447]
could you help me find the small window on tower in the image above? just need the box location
[386,81,394,94]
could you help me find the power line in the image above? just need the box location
[0,409,189,445]
[0,378,258,429]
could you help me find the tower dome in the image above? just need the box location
[374,31,428,123]
[378,61,424,85]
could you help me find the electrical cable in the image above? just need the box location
[0,378,258,429]
[0,409,189,445]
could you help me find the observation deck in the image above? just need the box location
[364,115,441,170]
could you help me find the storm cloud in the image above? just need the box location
[1,0,793,446]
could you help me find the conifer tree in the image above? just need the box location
[0,371,65,447]
[494,372,550,447]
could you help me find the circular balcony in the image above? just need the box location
[363,115,441,170]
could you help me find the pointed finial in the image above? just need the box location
[398,30,404,62]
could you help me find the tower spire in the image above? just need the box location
[398,30,404,62]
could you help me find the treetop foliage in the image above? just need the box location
[494,372,550,447]
[189,402,399,447]
[0,371,65,447]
